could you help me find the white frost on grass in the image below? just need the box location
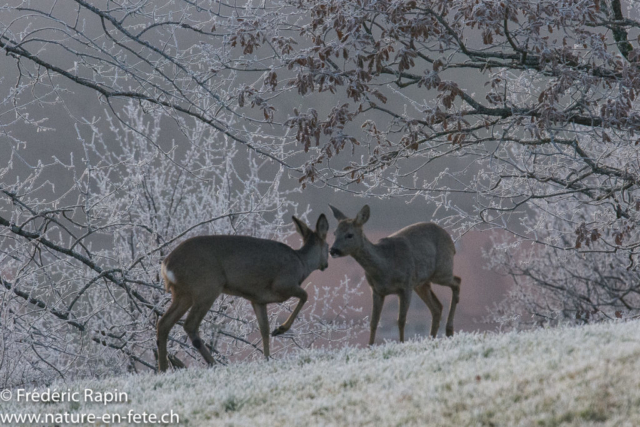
[4,320,640,426]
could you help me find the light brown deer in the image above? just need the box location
[329,205,461,345]
[157,214,329,372]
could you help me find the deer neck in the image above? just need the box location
[352,236,387,277]
[295,241,318,278]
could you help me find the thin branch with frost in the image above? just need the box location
[0,103,365,387]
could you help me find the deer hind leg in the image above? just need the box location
[433,275,461,337]
[397,289,412,343]
[183,292,219,366]
[369,292,385,346]
[414,282,443,338]
[272,286,308,336]
[157,293,192,372]
[446,276,461,336]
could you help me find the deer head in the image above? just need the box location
[328,204,370,258]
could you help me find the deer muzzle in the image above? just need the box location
[329,247,343,258]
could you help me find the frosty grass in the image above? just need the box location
[4,320,640,426]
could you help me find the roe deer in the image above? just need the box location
[329,205,461,344]
[157,214,329,372]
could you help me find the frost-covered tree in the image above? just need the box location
[0,103,363,387]
[485,203,640,328]
[2,0,640,378]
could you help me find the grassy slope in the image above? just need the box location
[4,320,640,426]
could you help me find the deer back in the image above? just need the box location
[162,235,305,296]
[388,222,456,283]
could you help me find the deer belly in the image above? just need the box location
[222,281,289,304]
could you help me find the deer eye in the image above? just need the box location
[346,233,354,239]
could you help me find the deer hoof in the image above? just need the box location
[271,326,287,336]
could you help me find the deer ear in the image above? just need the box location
[355,205,370,226]
[329,204,347,221]
[292,216,311,239]
[316,214,329,240]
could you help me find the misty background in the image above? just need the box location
[0,49,511,347]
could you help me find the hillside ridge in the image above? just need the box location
[3,320,640,426]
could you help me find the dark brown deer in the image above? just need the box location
[157,215,329,372]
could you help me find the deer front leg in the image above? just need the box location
[252,302,271,359]
[369,292,385,346]
[272,287,308,336]
[398,289,412,343]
